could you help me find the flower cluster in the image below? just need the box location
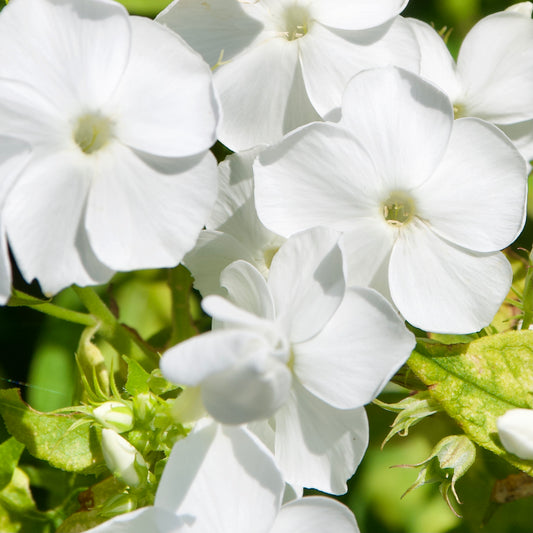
[0,0,531,531]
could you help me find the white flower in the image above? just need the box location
[0,0,219,295]
[86,422,360,533]
[157,0,419,151]
[254,66,527,334]
[184,148,285,297]
[407,4,533,162]
[161,227,415,493]
[497,408,533,461]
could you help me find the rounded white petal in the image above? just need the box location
[457,10,533,124]
[300,18,419,117]
[294,287,414,409]
[499,119,533,166]
[220,260,276,320]
[274,381,368,494]
[84,507,183,533]
[0,0,131,111]
[389,220,513,334]
[268,227,345,343]
[341,66,454,190]
[254,122,380,238]
[202,354,292,424]
[214,37,300,151]
[416,118,527,252]
[272,497,359,533]
[157,0,265,67]
[4,152,112,295]
[160,328,269,387]
[156,423,284,533]
[184,231,257,297]
[313,0,407,30]
[497,409,533,460]
[85,145,217,272]
[111,16,218,158]
[340,221,395,289]
[406,18,461,100]
[505,2,533,16]
[0,78,69,146]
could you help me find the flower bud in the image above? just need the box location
[101,429,148,488]
[399,435,476,516]
[93,401,134,433]
[505,2,533,16]
[497,408,533,461]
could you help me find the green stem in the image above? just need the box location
[8,290,97,328]
[168,265,198,346]
[73,286,157,369]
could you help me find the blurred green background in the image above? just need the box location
[0,0,531,532]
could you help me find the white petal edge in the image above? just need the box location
[497,408,533,460]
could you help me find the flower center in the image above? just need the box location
[382,191,416,227]
[282,5,310,41]
[73,113,113,154]
[453,102,465,119]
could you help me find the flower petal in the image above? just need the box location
[299,19,419,116]
[340,66,453,190]
[156,0,264,67]
[214,37,299,151]
[389,220,513,334]
[457,10,533,123]
[268,227,345,343]
[156,422,283,533]
[497,408,533,461]
[220,260,276,320]
[0,0,131,110]
[4,152,112,295]
[274,380,368,494]
[272,497,359,533]
[313,0,407,30]
[406,18,461,101]
[85,145,217,271]
[111,16,218,158]
[294,287,414,409]
[184,231,257,297]
[416,118,527,252]
[160,328,268,387]
[254,122,380,238]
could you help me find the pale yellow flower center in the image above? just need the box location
[73,113,113,154]
[282,5,310,41]
[382,191,416,227]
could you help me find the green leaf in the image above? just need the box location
[124,357,150,396]
[0,439,24,491]
[0,389,103,473]
[408,331,533,475]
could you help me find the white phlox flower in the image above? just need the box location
[497,408,533,461]
[407,3,533,163]
[161,226,415,493]
[85,422,360,533]
[184,147,285,297]
[253,66,528,334]
[157,0,420,151]
[0,0,219,296]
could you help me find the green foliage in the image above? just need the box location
[0,389,103,474]
[408,331,533,476]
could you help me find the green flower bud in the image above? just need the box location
[93,401,134,433]
[101,429,148,488]
[399,435,476,516]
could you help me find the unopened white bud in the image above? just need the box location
[497,408,533,460]
[93,401,134,433]
[505,2,533,17]
[101,429,148,488]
